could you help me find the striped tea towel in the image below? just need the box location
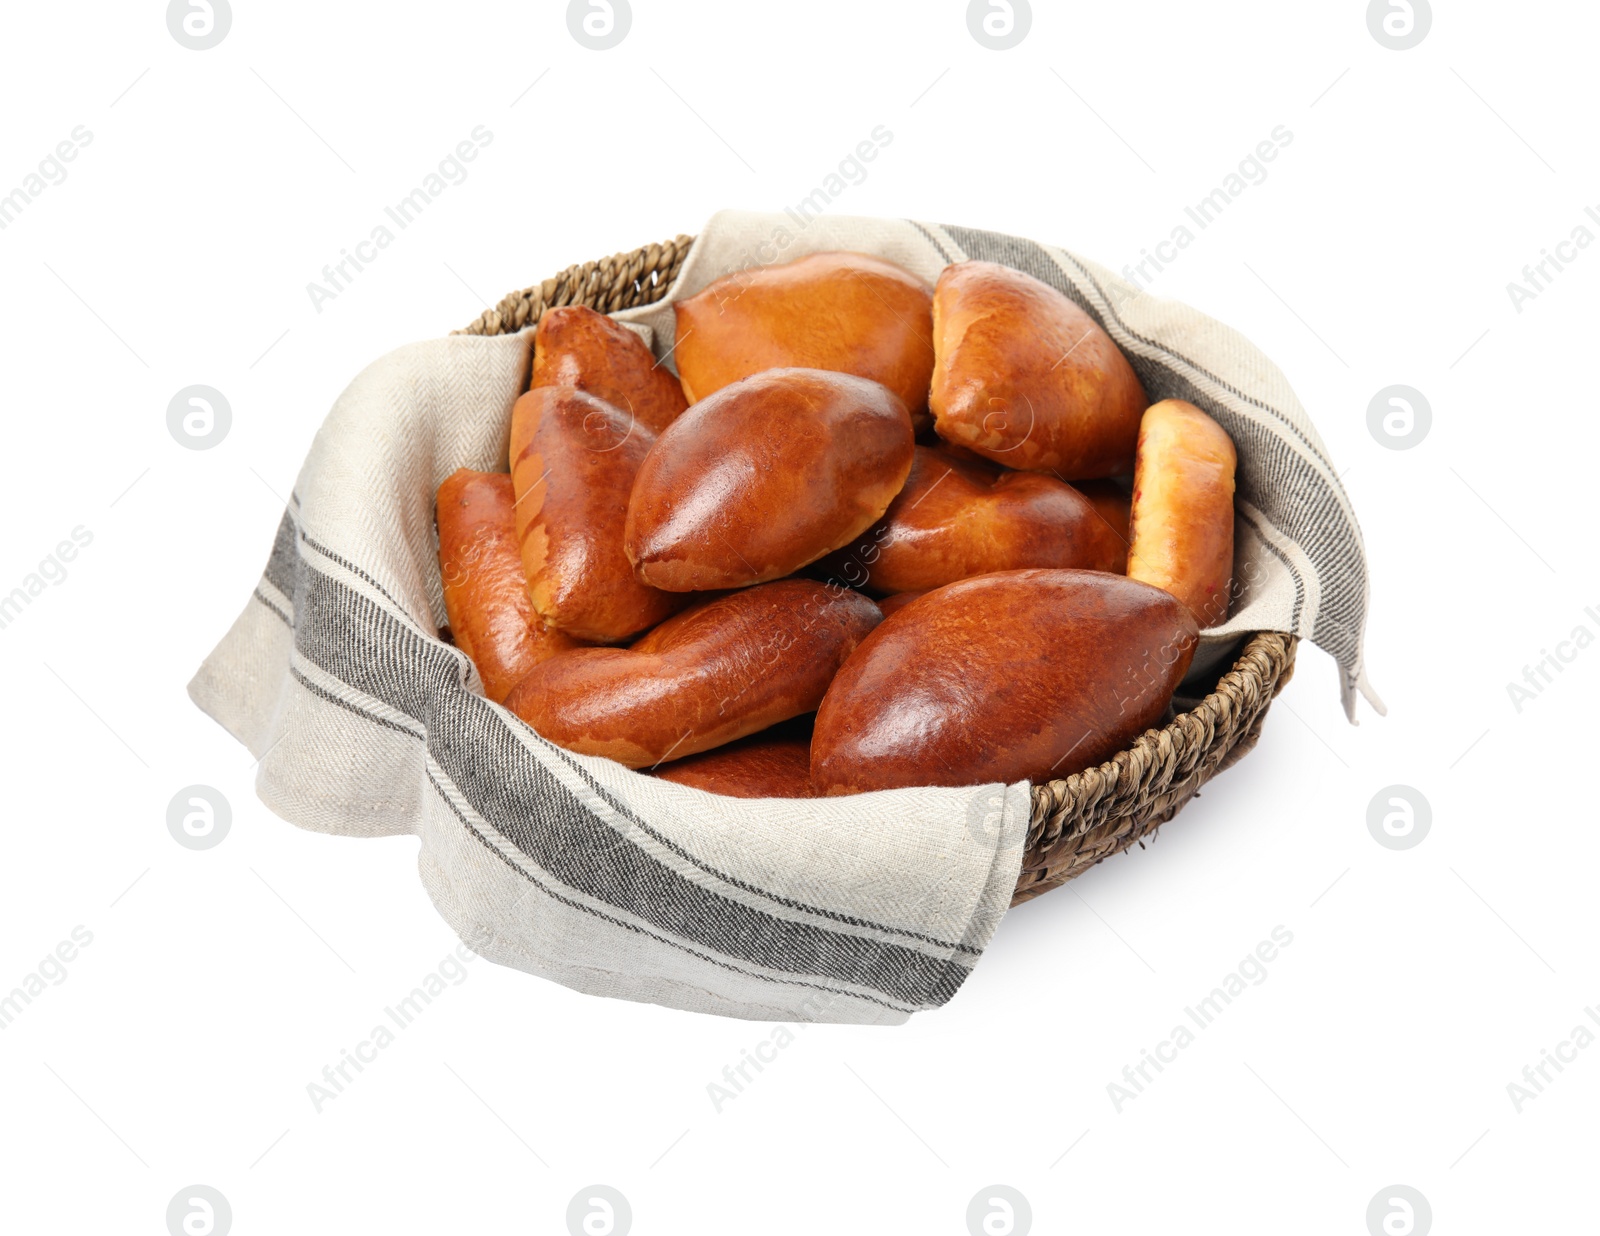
[188,211,1373,1025]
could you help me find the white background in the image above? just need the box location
[1,1,1595,1232]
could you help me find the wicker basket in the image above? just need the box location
[457,235,1300,907]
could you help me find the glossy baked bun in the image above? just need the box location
[672,251,935,413]
[505,579,881,768]
[820,445,1125,595]
[1126,399,1236,628]
[436,469,583,702]
[625,368,915,591]
[1074,478,1133,573]
[509,386,685,643]
[874,591,924,620]
[929,261,1147,478]
[811,570,1197,794]
[653,730,815,798]
[531,305,688,435]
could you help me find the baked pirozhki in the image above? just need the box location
[873,591,924,620]
[503,579,879,768]
[509,386,684,643]
[820,444,1124,595]
[624,368,914,591]
[929,260,1146,478]
[434,248,1240,796]
[532,305,688,435]
[653,728,816,798]
[436,469,583,702]
[1073,478,1134,574]
[810,570,1198,794]
[672,251,935,414]
[1126,399,1236,628]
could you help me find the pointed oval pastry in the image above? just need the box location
[653,729,816,798]
[1074,478,1133,573]
[930,261,1147,478]
[873,591,925,620]
[1126,399,1236,627]
[436,469,584,702]
[625,368,915,591]
[505,580,881,768]
[820,445,1125,595]
[509,386,685,643]
[672,251,935,411]
[811,570,1198,794]
[532,305,688,435]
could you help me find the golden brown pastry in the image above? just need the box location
[509,386,685,643]
[625,368,915,591]
[820,445,1125,595]
[874,591,925,620]
[1074,478,1133,573]
[505,579,881,768]
[811,570,1198,793]
[929,261,1147,478]
[672,251,935,413]
[531,305,688,435]
[1126,399,1236,628]
[653,729,815,798]
[436,469,584,702]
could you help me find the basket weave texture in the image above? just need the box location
[457,235,1300,906]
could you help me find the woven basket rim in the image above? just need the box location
[459,232,1298,903]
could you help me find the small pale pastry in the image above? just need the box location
[1126,399,1236,628]
[930,261,1147,478]
[531,305,688,435]
[672,251,935,414]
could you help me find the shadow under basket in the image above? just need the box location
[458,235,1301,909]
